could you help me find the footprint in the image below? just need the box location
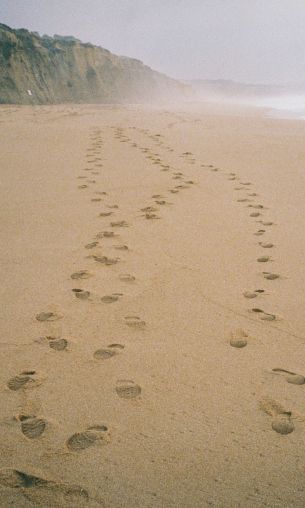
[243,291,258,299]
[251,307,264,314]
[72,289,90,300]
[19,416,47,439]
[249,204,264,209]
[110,221,128,228]
[78,185,88,189]
[101,295,119,304]
[96,231,116,238]
[251,308,276,321]
[259,397,294,434]
[71,270,92,280]
[66,425,110,451]
[85,242,99,249]
[124,316,146,329]
[144,212,160,220]
[260,221,274,226]
[113,245,128,251]
[48,337,68,351]
[7,371,38,391]
[141,206,158,212]
[99,212,113,217]
[0,469,90,506]
[115,380,141,399]
[263,272,280,280]
[92,255,119,265]
[259,242,274,248]
[36,312,62,322]
[244,289,265,298]
[91,198,102,202]
[93,348,118,360]
[229,329,248,348]
[257,256,271,263]
[119,273,135,282]
[254,229,265,236]
[272,368,305,385]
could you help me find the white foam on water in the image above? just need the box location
[191,93,305,120]
[252,95,305,120]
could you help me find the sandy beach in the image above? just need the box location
[1,103,305,507]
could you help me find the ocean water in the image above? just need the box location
[196,93,305,120]
[253,94,305,120]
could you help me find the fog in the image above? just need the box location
[202,93,305,120]
[2,0,305,115]
[2,0,305,85]
[248,95,305,118]
[188,80,305,119]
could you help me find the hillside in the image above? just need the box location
[0,23,188,104]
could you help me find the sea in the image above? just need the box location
[250,94,305,120]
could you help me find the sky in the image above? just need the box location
[1,0,305,84]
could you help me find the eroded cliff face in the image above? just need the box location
[0,24,187,104]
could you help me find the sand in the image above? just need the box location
[1,102,305,507]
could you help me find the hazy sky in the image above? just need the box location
[1,0,305,84]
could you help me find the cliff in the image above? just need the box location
[0,23,188,104]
